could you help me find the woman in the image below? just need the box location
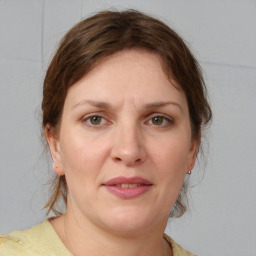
[0,10,211,256]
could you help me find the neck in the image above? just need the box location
[50,211,172,256]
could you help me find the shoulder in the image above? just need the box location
[0,220,71,256]
[164,234,197,256]
[0,228,32,255]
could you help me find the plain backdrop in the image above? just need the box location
[0,1,255,256]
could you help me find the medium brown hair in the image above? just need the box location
[42,9,212,217]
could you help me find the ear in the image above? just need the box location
[186,135,200,173]
[45,124,64,176]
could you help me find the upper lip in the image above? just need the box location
[103,176,152,186]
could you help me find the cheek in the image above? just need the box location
[59,138,99,205]
[150,142,190,216]
[59,135,92,181]
[152,138,190,182]
[59,131,110,186]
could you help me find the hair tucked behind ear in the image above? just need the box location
[42,9,212,217]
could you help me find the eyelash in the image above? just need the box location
[81,114,108,128]
[146,114,174,127]
[81,113,174,128]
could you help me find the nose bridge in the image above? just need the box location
[111,117,146,165]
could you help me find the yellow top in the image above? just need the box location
[0,220,196,256]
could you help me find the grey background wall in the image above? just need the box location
[0,1,255,255]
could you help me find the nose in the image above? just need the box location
[110,122,147,166]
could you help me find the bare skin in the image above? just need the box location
[50,212,172,256]
[46,49,198,256]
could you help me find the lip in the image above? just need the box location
[102,176,153,199]
[104,176,152,186]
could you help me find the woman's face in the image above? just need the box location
[48,49,198,235]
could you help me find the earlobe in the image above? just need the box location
[44,125,64,176]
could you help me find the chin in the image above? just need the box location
[99,206,159,236]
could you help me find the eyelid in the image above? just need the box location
[146,113,174,125]
[80,112,174,127]
[81,113,110,127]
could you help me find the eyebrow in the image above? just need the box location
[72,99,183,112]
[72,100,112,110]
[144,101,183,112]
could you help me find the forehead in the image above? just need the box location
[64,48,186,109]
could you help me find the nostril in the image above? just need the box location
[113,156,142,164]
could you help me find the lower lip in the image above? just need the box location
[104,185,152,199]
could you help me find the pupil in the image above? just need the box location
[91,116,101,124]
[153,117,163,125]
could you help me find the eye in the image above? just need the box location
[89,116,102,125]
[147,114,173,127]
[82,114,107,127]
[151,116,165,125]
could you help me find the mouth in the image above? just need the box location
[102,176,153,199]
[103,176,152,186]
[115,183,150,188]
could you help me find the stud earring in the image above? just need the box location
[185,165,191,175]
